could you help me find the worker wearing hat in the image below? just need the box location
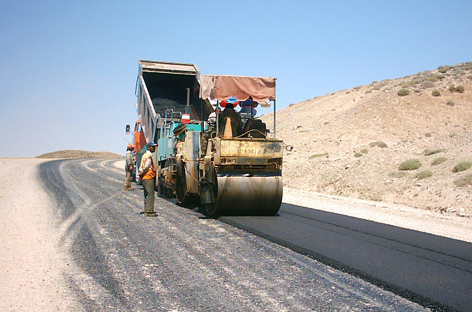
[138,141,158,217]
[219,96,242,137]
[124,143,135,190]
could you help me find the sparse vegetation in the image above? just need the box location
[438,65,451,73]
[426,76,439,83]
[400,80,419,88]
[397,89,410,96]
[449,85,456,92]
[424,148,444,156]
[463,62,472,70]
[399,159,421,171]
[431,157,447,166]
[388,171,407,178]
[454,175,472,187]
[453,162,471,173]
[415,170,432,180]
[272,61,472,215]
[421,81,435,88]
[309,153,328,159]
[373,81,390,90]
[369,141,388,148]
[455,85,465,93]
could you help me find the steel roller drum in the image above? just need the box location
[212,173,283,215]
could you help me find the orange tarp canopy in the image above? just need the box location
[200,75,276,106]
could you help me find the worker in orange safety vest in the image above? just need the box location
[138,141,158,217]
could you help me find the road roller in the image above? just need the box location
[134,60,283,215]
[199,135,283,215]
[161,111,283,216]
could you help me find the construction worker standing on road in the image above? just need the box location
[138,141,158,217]
[124,144,135,190]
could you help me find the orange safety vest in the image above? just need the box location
[140,151,156,180]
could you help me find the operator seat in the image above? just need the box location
[218,104,242,137]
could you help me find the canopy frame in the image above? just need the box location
[200,75,277,137]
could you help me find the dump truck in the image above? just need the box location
[125,120,146,183]
[134,60,283,215]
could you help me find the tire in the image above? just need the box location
[175,161,190,204]
[204,166,221,216]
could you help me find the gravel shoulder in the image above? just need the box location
[0,158,79,311]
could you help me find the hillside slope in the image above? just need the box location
[263,62,472,217]
[36,150,122,159]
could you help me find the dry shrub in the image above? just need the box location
[421,81,435,88]
[424,148,444,156]
[415,170,433,180]
[309,153,328,159]
[438,65,451,73]
[369,141,388,148]
[454,175,472,187]
[431,157,447,166]
[399,159,421,171]
[397,89,410,96]
[453,162,471,173]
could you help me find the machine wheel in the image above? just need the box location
[204,202,218,216]
[157,176,166,197]
[175,160,191,204]
[204,166,221,216]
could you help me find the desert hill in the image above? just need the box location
[36,150,123,159]
[262,62,472,217]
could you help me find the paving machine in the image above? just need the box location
[135,60,283,215]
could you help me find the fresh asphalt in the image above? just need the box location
[221,205,472,311]
[38,158,470,311]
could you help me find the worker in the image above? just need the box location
[124,144,135,190]
[219,99,242,137]
[138,141,158,217]
[208,107,220,124]
[201,107,220,156]
[239,97,258,117]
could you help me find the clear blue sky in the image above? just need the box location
[1,0,470,157]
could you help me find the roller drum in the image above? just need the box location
[208,173,283,215]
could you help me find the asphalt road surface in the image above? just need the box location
[38,158,467,311]
[222,207,472,311]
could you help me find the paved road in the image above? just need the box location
[39,158,431,311]
[222,206,472,311]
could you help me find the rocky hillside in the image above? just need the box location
[36,150,123,159]
[263,62,472,217]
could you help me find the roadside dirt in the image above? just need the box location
[0,159,79,312]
